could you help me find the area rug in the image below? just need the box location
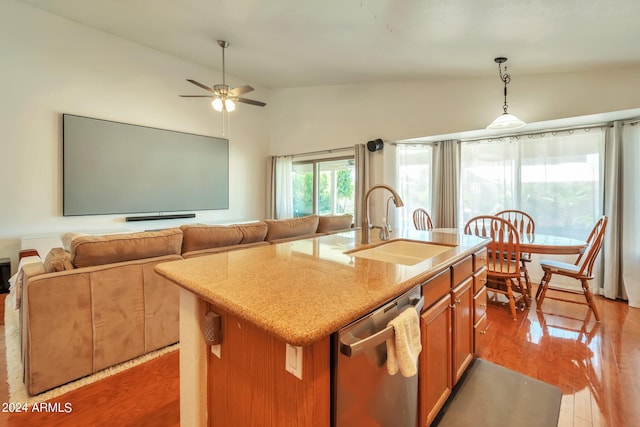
[3,296,179,404]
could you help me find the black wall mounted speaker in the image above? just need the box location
[367,138,384,152]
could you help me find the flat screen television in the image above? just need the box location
[63,114,229,216]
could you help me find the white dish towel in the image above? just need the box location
[386,306,422,377]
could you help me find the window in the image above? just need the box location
[396,144,434,229]
[292,157,355,217]
[460,129,605,239]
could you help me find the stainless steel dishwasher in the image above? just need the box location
[332,286,424,427]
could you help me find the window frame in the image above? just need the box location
[292,155,355,217]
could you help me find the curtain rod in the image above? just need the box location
[275,146,353,159]
[391,141,439,146]
[460,122,612,144]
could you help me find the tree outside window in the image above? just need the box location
[292,157,355,217]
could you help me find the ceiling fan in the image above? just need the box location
[180,40,266,112]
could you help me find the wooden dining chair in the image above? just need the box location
[495,209,535,298]
[412,208,434,230]
[464,215,528,321]
[536,216,608,321]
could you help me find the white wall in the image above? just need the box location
[0,1,271,269]
[268,64,640,225]
[269,67,640,156]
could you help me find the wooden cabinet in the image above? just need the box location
[419,249,489,426]
[473,248,490,356]
[419,295,452,427]
[452,277,473,384]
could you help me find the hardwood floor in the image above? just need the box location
[0,289,638,426]
[478,287,640,427]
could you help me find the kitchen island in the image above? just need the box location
[155,228,489,427]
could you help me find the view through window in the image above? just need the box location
[396,144,434,230]
[292,157,355,218]
[460,128,605,239]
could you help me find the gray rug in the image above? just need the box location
[434,359,562,427]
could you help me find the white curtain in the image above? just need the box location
[620,122,640,306]
[602,122,624,300]
[273,156,293,219]
[396,144,434,230]
[602,120,640,307]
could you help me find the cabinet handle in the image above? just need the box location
[455,298,461,305]
[480,277,487,283]
[480,330,487,335]
[480,303,486,308]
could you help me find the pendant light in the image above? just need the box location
[487,57,526,130]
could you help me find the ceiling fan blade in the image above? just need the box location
[186,79,216,93]
[179,95,215,98]
[235,97,267,107]
[228,85,254,96]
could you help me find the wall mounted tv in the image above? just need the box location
[63,114,229,216]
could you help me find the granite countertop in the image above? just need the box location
[154,228,489,346]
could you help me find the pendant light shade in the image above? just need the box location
[487,57,526,130]
[487,112,526,130]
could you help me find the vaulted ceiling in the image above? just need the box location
[18,0,640,89]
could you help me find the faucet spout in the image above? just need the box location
[361,184,404,244]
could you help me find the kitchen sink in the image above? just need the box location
[346,239,455,266]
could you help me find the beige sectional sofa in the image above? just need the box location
[18,214,352,395]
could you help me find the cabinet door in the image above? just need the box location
[474,313,490,356]
[452,277,473,384]
[419,295,452,427]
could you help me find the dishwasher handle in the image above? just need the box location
[339,296,424,358]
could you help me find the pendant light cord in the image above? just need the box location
[498,62,511,114]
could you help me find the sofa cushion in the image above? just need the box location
[264,215,320,242]
[43,247,74,273]
[61,232,88,252]
[180,224,244,253]
[240,222,269,244]
[70,228,183,268]
[317,214,353,233]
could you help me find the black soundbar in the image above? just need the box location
[125,213,196,222]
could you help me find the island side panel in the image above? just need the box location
[179,288,210,427]
[208,308,331,427]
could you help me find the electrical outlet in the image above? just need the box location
[285,343,303,379]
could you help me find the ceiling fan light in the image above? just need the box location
[225,98,236,112]
[487,113,526,130]
[212,98,223,112]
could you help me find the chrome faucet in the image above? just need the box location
[361,184,405,244]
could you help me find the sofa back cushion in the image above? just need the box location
[180,224,244,253]
[265,215,320,241]
[71,228,183,268]
[240,222,269,244]
[317,214,353,233]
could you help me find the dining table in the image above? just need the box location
[516,232,587,255]
[431,228,588,256]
